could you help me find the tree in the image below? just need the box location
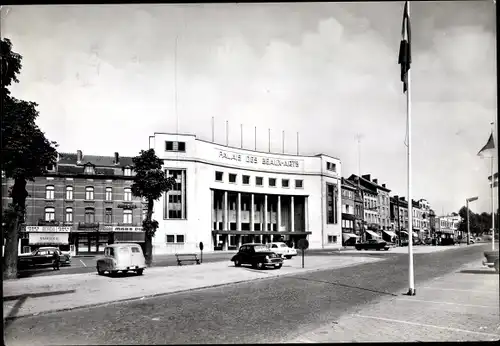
[131,149,175,267]
[1,38,58,279]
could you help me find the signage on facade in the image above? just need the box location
[112,226,143,232]
[218,149,301,169]
[29,232,69,245]
[117,203,137,209]
[25,226,72,233]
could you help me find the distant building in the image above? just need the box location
[435,215,456,241]
[341,178,358,245]
[390,196,413,242]
[1,150,147,256]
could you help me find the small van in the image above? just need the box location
[96,243,146,276]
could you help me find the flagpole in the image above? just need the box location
[405,1,415,296]
[491,155,495,250]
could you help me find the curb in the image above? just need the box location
[3,257,384,321]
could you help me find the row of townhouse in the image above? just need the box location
[340,174,438,245]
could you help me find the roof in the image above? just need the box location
[341,177,357,190]
[241,243,265,246]
[58,153,134,168]
[348,174,391,193]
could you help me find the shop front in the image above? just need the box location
[111,226,146,252]
[23,226,72,253]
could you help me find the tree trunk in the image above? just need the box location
[144,199,154,267]
[3,178,28,280]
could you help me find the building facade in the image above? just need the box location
[341,178,357,245]
[1,150,146,256]
[148,133,343,254]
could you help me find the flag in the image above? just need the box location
[477,133,495,158]
[398,1,411,93]
[489,172,498,188]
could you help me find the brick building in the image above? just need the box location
[341,178,358,245]
[1,150,147,256]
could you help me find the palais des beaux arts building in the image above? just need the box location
[2,132,343,255]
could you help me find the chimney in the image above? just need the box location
[362,174,371,181]
[77,150,83,164]
[373,178,378,184]
[382,184,386,188]
[114,152,120,165]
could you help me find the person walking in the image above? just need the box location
[52,250,60,271]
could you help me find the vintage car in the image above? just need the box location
[96,243,146,276]
[483,251,499,273]
[231,243,283,269]
[18,247,71,268]
[355,239,390,251]
[266,242,297,259]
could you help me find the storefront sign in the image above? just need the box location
[112,226,143,232]
[29,232,69,245]
[117,203,137,209]
[218,149,301,169]
[25,226,72,233]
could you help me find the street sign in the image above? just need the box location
[199,242,204,251]
[297,239,309,268]
[297,239,309,250]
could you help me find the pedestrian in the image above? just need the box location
[52,250,60,271]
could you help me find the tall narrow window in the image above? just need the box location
[165,169,187,220]
[105,208,113,224]
[124,168,132,176]
[65,207,73,223]
[105,187,113,201]
[45,207,55,221]
[85,186,94,200]
[124,187,132,201]
[326,183,338,224]
[142,209,148,221]
[45,185,55,199]
[123,210,132,224]
[66,186,73,200]
[85,207,95,223]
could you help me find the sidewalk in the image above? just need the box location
[339,242,486,255]
[3,255,383,320]
[289,260,500,342]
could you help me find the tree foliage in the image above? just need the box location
[2,38,58,279]
[131,149,175,266]
[456,206,497,236]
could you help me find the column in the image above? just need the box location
[237,192,242,231]
[181,170,186,219]
[264,195,268,232]
[304,196,309,232]
[277,195,281,232]
[224,191,228,231]
[250,194,255,231]
[211,190,215,230]
[291,196,295,233]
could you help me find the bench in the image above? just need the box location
[175,253,200,266]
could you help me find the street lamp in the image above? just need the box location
[466,196,479,245]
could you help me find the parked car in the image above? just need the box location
[96,243,146,276]
[231,243,284,269]
[18,247,71,268]
[424,238,433,245]
[440,238,455,246]
[266,242,297,259]
[483,251,499,273]
[355,239,390,251]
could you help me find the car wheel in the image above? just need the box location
[111,270,118,276]
[275,264,282,269]
[256,262,264,270]
[495,260,499,273]
[97,266,105,275]
[136,269,144,276]
[234,259,241,267]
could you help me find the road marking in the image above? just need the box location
[420,287,499,294]
[396,298,499,310]
[79,259,87,267]
[353,314,500,337]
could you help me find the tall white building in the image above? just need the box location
[148,133,342,254]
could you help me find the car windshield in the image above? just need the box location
[279,244,288,248]
[254,246,269,252]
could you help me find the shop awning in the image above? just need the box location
[342,233,359,241]
[400,230,419,237]
[365,230,381,238]
[383,230,397,238]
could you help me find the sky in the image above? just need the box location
[1,2,497,215]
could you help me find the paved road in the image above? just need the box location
[5,244,494,345]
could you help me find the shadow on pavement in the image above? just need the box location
[289,277,398,297]
[17,265,72,278]
[3,289,76,328]
[458,269,499,275]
